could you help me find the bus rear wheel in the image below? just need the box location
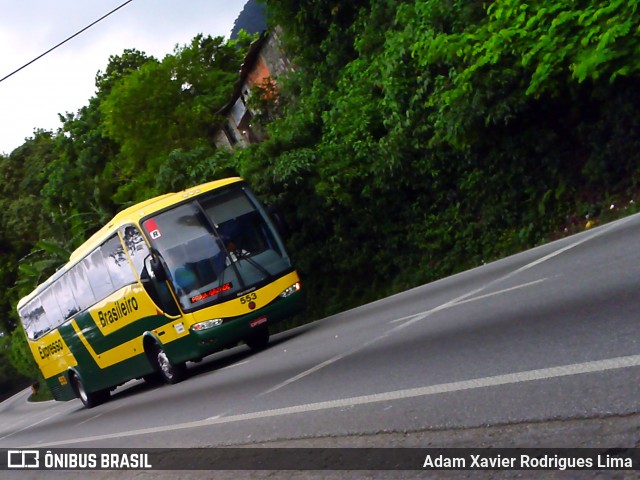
[151,344,186,385]
[71,374,109,409]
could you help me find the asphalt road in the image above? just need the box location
[1,213,639,474]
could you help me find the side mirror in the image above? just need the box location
[145,253,168,282]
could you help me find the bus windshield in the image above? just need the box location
[142,185,291,312]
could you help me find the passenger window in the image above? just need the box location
[68,262,95,312]
[86,249,113,301]
[19,298,46,340]
[120,225,149,278]
[53,274,80,320]
[40,288,62,334]
[101,235,136,290]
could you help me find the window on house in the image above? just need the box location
[223,123,238,145]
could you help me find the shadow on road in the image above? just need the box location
[107,323,314,403]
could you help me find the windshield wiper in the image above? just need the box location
[234,250,272,280]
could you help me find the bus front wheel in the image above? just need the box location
[151,344,186,385]
[71,373,109,408]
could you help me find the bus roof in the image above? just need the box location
[18,177,244,310]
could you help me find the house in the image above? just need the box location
[214,28,290,149]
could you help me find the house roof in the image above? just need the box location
[217,30,269,116]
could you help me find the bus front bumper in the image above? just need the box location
[164,290,305,364]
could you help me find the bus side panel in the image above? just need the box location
[45,372,75,401]
[67,284,171,392]
[27,330,78,401]
[60,314,167,393]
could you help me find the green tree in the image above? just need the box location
[42,50,153,245]
[100,35,249,203]
[95,48,152,96]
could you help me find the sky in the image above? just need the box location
[0,0,248,155]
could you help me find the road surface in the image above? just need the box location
[1,214,639,478]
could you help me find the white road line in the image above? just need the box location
[0,402,77,440]
[1,410,67,441]
[219,360,250,370]
[76,410,109,427]
[259,219,627,396]
[264,278,549,396]
[239,219,628,397]
[258,352,350,396]
[393,218,631,332]
[390,278,548,324]
[29,353,640,448]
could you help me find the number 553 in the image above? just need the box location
[240,292,257,304]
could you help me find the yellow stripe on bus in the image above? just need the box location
[190,271,301,323]
[70,318,191,369]
[70,320,145,369]
[28,330,77,380]
[89,284,162,336]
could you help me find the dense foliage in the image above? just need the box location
[1,0,639,396]
[0,34,251,395]
[244,0,640,313]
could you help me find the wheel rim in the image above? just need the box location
[157,350,174,380]
[75,377,88,403]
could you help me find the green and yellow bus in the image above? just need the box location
[17,178,304,408]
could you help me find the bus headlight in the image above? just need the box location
[279,282,301,298]
[191,319,223,331]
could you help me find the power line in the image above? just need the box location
[0,0,135,84]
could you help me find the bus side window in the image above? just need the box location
[86,249,113,301]
[101,235,136,289]
[40,288,62,337]
[70,262,96,312]
[19,298,46,340]
[53,276,79,320]
[121,225,148,276]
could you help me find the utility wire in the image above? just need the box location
[0,0,135,84]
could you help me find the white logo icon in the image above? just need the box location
[8,450,40,468]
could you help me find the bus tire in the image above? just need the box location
[245,327,269,351]
[71,373,109,409]
[151,344,186,384]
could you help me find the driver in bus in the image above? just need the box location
[163,247,198,295]
[225,238,249,265]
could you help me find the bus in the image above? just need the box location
[17,178,304,408]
